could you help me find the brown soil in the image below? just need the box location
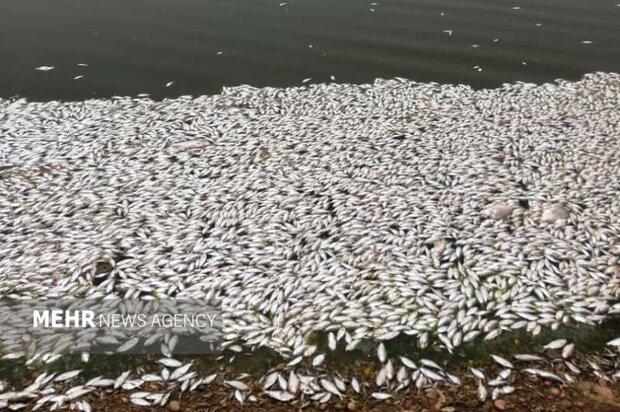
[81,372,620,411]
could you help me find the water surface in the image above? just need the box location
[0,0,619,100]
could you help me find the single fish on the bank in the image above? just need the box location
[263,372,279,389]
[478,381,487,401]
[371,392,392,400]
[225,380,249,391]
[265,390,295,402]
[400,356,417,369]
[351,377,361,393]
[544,339,567,350]
[54,370,81,382]
[607,337,620,347]
[491,355,513,369]
[158,358,182,368]
[514,354,545,362]
[523,368,563,383]
[562,343,575,359]
[377,343,387,362]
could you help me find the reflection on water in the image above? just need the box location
[0,0,618,101]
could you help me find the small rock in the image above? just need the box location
[434,238,447,253]
[591,384,614,403]
[169,400,181,411]
[541,203,569,222]
[482,203,519,220]
[347,400,358,411]
[494,399,507,410]
[576,381,617,405]
[427,388,447,409]
[549,387,561,396]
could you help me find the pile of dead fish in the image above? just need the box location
[1,338,619,410]
[0,72,619,407]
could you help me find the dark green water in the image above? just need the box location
[0,0,618,101]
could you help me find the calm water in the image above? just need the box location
[0,0,618,101]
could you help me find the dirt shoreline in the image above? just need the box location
[14,346,616,412]
[91,373,620,411]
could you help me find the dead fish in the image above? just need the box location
[492,385,514,400]
[114,371,131,389]
[446,373,461,386]
[203,373,217,384]
[263,372,279,389]
[287,356,303,367]
[85,377,115,387]
[54,370,81,382]
[170,363,192,380]
[351,377,361,393]
[470,367,485,380]
[420,367,443,381]
[514,354,545,362]
[498,369,511,380]
[543,339,567,350]
[477,381,488,401]
[117,337,139,352]
[158,358,182,368]
[129,398,151,406]
[606,337,620,347]
[328,333,337,351]
[265,391,295,402]
[565,361,580,374]
[562,343,575,359]
[523,368,563,383]
[375,367,387,387]
[333,375,346,392]
[377,343,387,363]
[371,392,392,400]
[312,354,325,367]
[288,371,300,393]
[400,356,417,369]
[225,380,249,391]
[320,378,341,396]
[491,355,513,369]
[420,359,442,370]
